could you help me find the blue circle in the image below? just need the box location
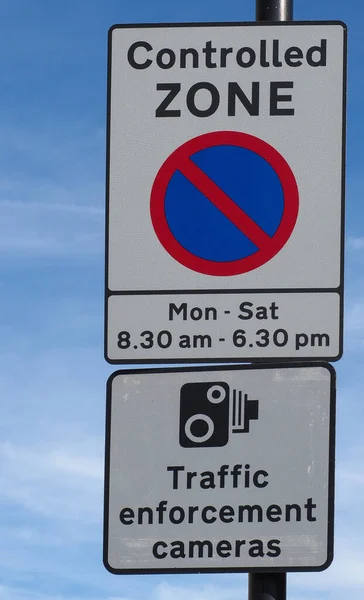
[164,145,284,262]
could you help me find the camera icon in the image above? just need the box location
[179,381,259,448]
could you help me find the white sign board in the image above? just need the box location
[105,22,346,364]
[104,363,335,574]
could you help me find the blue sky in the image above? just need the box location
[0,0,363,599]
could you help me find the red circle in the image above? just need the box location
[150,131,299,276]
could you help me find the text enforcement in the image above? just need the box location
[119,498,317,527]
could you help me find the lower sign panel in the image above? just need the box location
[104,363,335,574]
[106,292,342,363]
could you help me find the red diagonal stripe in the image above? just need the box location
[178,157,273,249]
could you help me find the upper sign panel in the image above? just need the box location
[106,22,346,363]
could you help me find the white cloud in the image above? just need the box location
[289,452,364,596]
[0,586,112,600]
[337,464,364,491]
[0,120,104,183]
[344,302,364,350]
[0,119,104,257]
[291,542,364,591]
[347,236,364,251]
[335,450,364,513]
[345,302,364,332]
[154,581,245,600]
[0,195,103,256]
[49,449,103,479]
[0,439,103,522]
[0,199,103,216]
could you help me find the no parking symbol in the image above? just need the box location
[150,131,299,276]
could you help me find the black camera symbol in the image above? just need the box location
[179,381,259,448]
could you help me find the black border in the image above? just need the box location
[104,22,347,364]
[103,362,336,575]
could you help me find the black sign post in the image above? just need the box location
[256,0,293,21]
[250,3,290,600]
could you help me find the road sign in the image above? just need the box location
[105,21,346,363]
[104,363,335,574]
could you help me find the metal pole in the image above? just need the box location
[249,0,289,591]
[249,572,287,600]
[256,0,293,21]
